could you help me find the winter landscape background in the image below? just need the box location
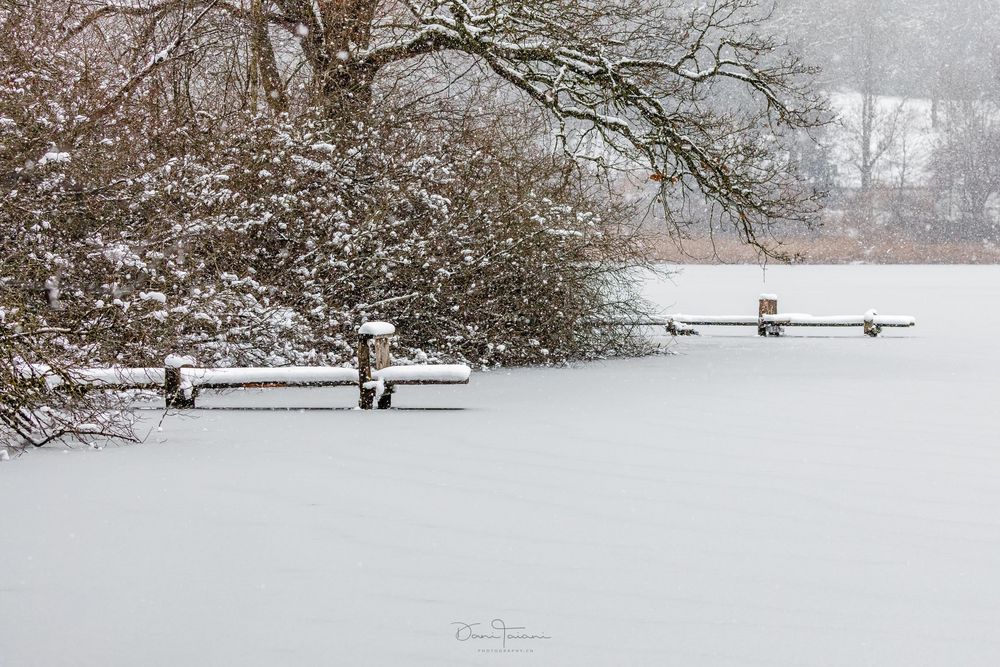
[652,0,1000,263]
[3,0,1000,664]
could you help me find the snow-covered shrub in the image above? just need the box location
[125,112,657,366]
[0,312,139,448]
[1,6,656,447]
[1,12,148,447]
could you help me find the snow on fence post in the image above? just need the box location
[164,354,196,409]
[357,322,396,410]
[758,294,778,337]
[863,309,881,337]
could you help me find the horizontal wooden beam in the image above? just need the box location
[193,381,359,389]
[383,379,471,386]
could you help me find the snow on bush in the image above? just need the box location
[0,14,656,447]
[121,113,656,367]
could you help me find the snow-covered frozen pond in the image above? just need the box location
[3,265,1000,666]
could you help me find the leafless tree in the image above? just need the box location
[1,323,139,450]
[932,99,1000,240]
[63,0,826,249]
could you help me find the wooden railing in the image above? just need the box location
[666,295,916,337]
[43,322,470,410]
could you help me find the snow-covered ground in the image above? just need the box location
[3,265,1000,666]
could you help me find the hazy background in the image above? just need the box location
[656,0,1000,263]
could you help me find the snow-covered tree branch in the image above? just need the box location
[63,0,826,246]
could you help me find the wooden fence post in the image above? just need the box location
[758,294,778,336]
[374,335,394,409]
[357,322,396,410]
[864,309,881,337]
[357,334,375,410]
[164,355,195,408]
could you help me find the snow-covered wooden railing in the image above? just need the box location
[44,322,469,410]
[355,322,471,409]
[667,295,916,337]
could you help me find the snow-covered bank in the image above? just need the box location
[3,265,1000,666]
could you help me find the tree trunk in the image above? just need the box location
[250,0,288,114]
[860,85,873,194]
[858,15,877,224]
[300,0,380,118]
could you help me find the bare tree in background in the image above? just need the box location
[932,99,1000,241]
[832,0,910,205]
